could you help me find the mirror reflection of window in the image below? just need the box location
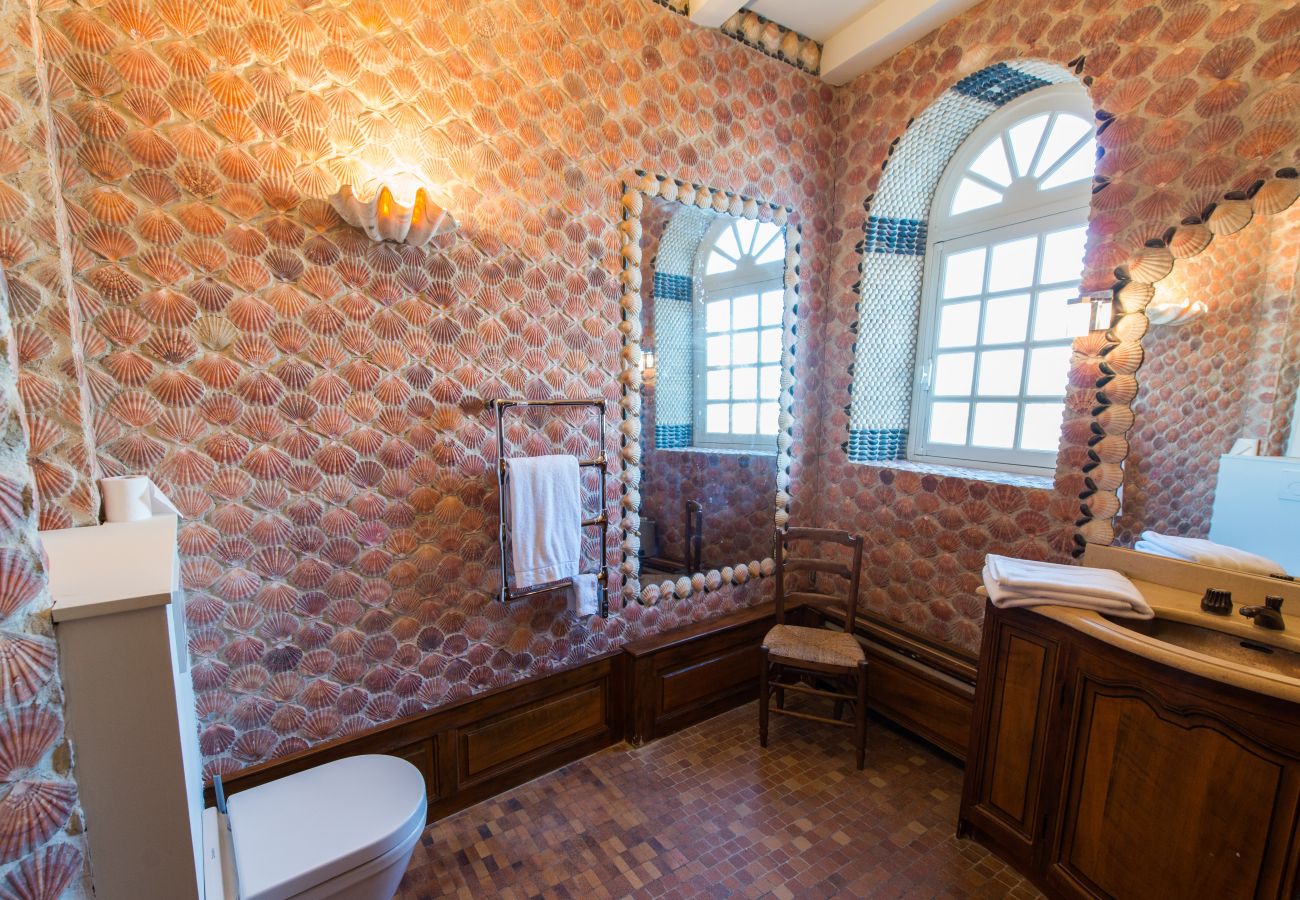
[694,218,786,451]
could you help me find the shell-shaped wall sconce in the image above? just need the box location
[329,181,456,247]
[1145,297,1208,326]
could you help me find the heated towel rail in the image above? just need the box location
[494,398,609,616]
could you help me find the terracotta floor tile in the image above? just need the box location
[397,702,1041,898]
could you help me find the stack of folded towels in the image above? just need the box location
[983,554,1153,619]
[1134,531,1285,577]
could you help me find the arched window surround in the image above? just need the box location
[845,59,1090,482]
[908,84,1095,474]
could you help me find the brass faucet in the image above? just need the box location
[1239,596,1285,631]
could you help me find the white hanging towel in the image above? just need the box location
[983,554,1153,619]
[570,574,601,617]
[506,454,582,589]
[1137,532,1285,577]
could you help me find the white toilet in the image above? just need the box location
[202,755,428,900]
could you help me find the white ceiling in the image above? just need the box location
[744,0,882,43]
[689,0,986,85]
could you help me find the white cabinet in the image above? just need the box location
[42,516,203,900]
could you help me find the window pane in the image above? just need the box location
[732,402,757,434]
[759,365,780,400]
[982,294,1030,345]
[706,334,730,366]
[1008,113,1050,177]
[1039,138,1096,190]
[706,300,729,332]
[1033,288,1076,340]
[988,237,1037,293]
[760,328,781,363]
[760,293,783,326]
[938,301,980,348]
[706,370,729,401]
[734,219,759,255]
[732,295,759,330]
[1021,402,1065,451]
[942,248,986,298]
[972,403,1017,448]
[717,223,742,259]
[977,349,1024,396]
[754,225,784,264]
[732,367,757,400]
[706,251,735,275]
[706,403,728,433]
[1033,114,1092,177]
[1040,226,1087,285]
[969,139,1012,187]
[758,402,779,435]
[1026,346,1071,396]
[951,178,1003,215]
[934,352,975,395]
[732,331,757,366]
[929,402,969,445]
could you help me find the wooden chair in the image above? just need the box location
[758,527,868,769]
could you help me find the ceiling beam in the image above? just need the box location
[688,0,748,29]
[819,0,984,85]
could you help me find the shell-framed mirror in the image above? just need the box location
[616,172,801,605]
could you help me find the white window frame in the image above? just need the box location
[909,84,1095,476]
[691,217,786,452]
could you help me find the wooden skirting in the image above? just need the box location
[798,604,977,761]
[206,650,624,821]
[207,600,977,819]
[623,602,780,745]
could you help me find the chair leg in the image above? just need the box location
[833,697,845,722]
[855,661,869,770]
[775,668,785,710]
[758,647,770,748]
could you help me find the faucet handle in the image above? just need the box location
[1265,595,1283,612]
[1201,588,1233,615]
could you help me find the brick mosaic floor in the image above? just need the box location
[396,702,1042,898]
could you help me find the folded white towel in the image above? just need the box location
[1138,532,1284,577]
[570,574,601,617]
[983,554,1153,619]
[506,454,581,589]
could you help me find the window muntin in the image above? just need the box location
[693,218,786,451]
[910,85,1094,474]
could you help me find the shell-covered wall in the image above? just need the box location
[0,0,90,893]
[0,0,833,799]
[810,0,1300,654]
[1115,203,1300,544]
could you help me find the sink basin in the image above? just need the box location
[1105,617,1300,678]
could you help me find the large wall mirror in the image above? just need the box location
[617,174,799,604]
[1082,175,1300,578]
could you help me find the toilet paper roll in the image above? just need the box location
[100,475,180,523]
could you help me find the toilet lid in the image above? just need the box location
[226,754,426,900]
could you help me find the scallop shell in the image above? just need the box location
[177,240,228,274]
[0,550,42,621]
[188,278,234,312]
[1205,198,1253,235]
[1083,462,1125,493]
[151,370,206,406]
[114,45,170,89]
[138,248,189,285]
[208,70,257,109]
[1099,341,1143,376]
[78,142,132,182]
[0,632,55,706]
[1095,374,1139,405]
[139,288,198,327]
[84,187,137,225]
[0,780,77,864]
[1124,245,1174,283]
[161,40,211,78]
[107,390,161,427]
[1166,223,1212,259]
[1252,176,1300,216]
[108,432,167,469]
[69,99,126,140]
[60,8,117,52]
[103,350,155,386]
[64,52,122,97]
[0,841,82,899]
[129,171,182,208]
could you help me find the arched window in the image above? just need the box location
[909,84,1095,473]
[692,217,786,451]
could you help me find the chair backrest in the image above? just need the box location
[774,527,865,632]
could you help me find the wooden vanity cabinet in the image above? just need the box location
[960,604,1300,900]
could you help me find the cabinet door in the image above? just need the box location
[1050,676,1298,900]
[963,619,1060,868]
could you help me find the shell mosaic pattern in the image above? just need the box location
[1113,202,1300,545]
[618,172,800,604]
[1085,175,1300,548]
[0,265,88,893]
[2,0,830,789]
[814,0,1300,653]
[651,0,822,75]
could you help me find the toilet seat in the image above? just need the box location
[203,755,427,900]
